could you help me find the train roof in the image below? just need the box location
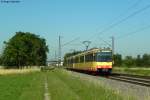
[67,48,112,59]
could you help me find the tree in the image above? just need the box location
[113,54,122,66]
[123,56,135,67]
[2,32,49,68]
[135,55,142,66]
[142,54,150,67]
[0,55,2,65]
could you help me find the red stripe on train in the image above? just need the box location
[96,65,112,68]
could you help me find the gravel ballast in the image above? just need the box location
[66,70,150,100]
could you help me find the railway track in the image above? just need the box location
[66,68,150,87]
[109,73,150,87]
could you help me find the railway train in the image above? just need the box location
[65,48,113,74]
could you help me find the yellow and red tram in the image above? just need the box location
[66,48,113,74]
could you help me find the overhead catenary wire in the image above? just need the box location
[101,0,142,37]
[50,38,79,50]
[87,4,150,41]
[126,0,142,10]
[97,37,111,47]
[58,37,81,61]
[99,4,150,35]
[117,24,150,39]
[62,37,80,47]
[87,0,142,48]
[57,1,145,49]
[85,1,146,48]
[103,0,142,31]
[54,1,149,59]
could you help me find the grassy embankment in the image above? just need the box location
[0,68,133,100]
[112,67,150,76]
[0,69,45,100]
[47,69,130,100]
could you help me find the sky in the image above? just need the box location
[0,0,150,60]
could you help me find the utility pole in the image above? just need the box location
[54,50,57,61]
[111,36,114,55]
[58,35,61,67]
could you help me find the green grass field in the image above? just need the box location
[0,72,45,100]
[47,69,124,100]
[113,67,150,76]
[0,68,133,100]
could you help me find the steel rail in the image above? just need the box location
[66,68,150,87]
[109,73,150,87]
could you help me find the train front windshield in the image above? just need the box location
[96,52,112,62]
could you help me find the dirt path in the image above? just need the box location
[44,76,50,100]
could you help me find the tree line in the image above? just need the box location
[0,32,49,68]
[114,54,150,67]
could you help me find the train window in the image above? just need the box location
[96,52,112,62]
[67,59,70,64]
[74,57,79,63]
[69,59,71,64]
[85,53,93,62]
[80,56,84,63]
[71,58,73,64]
[67,59,69,64]
[93,53,96,61]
